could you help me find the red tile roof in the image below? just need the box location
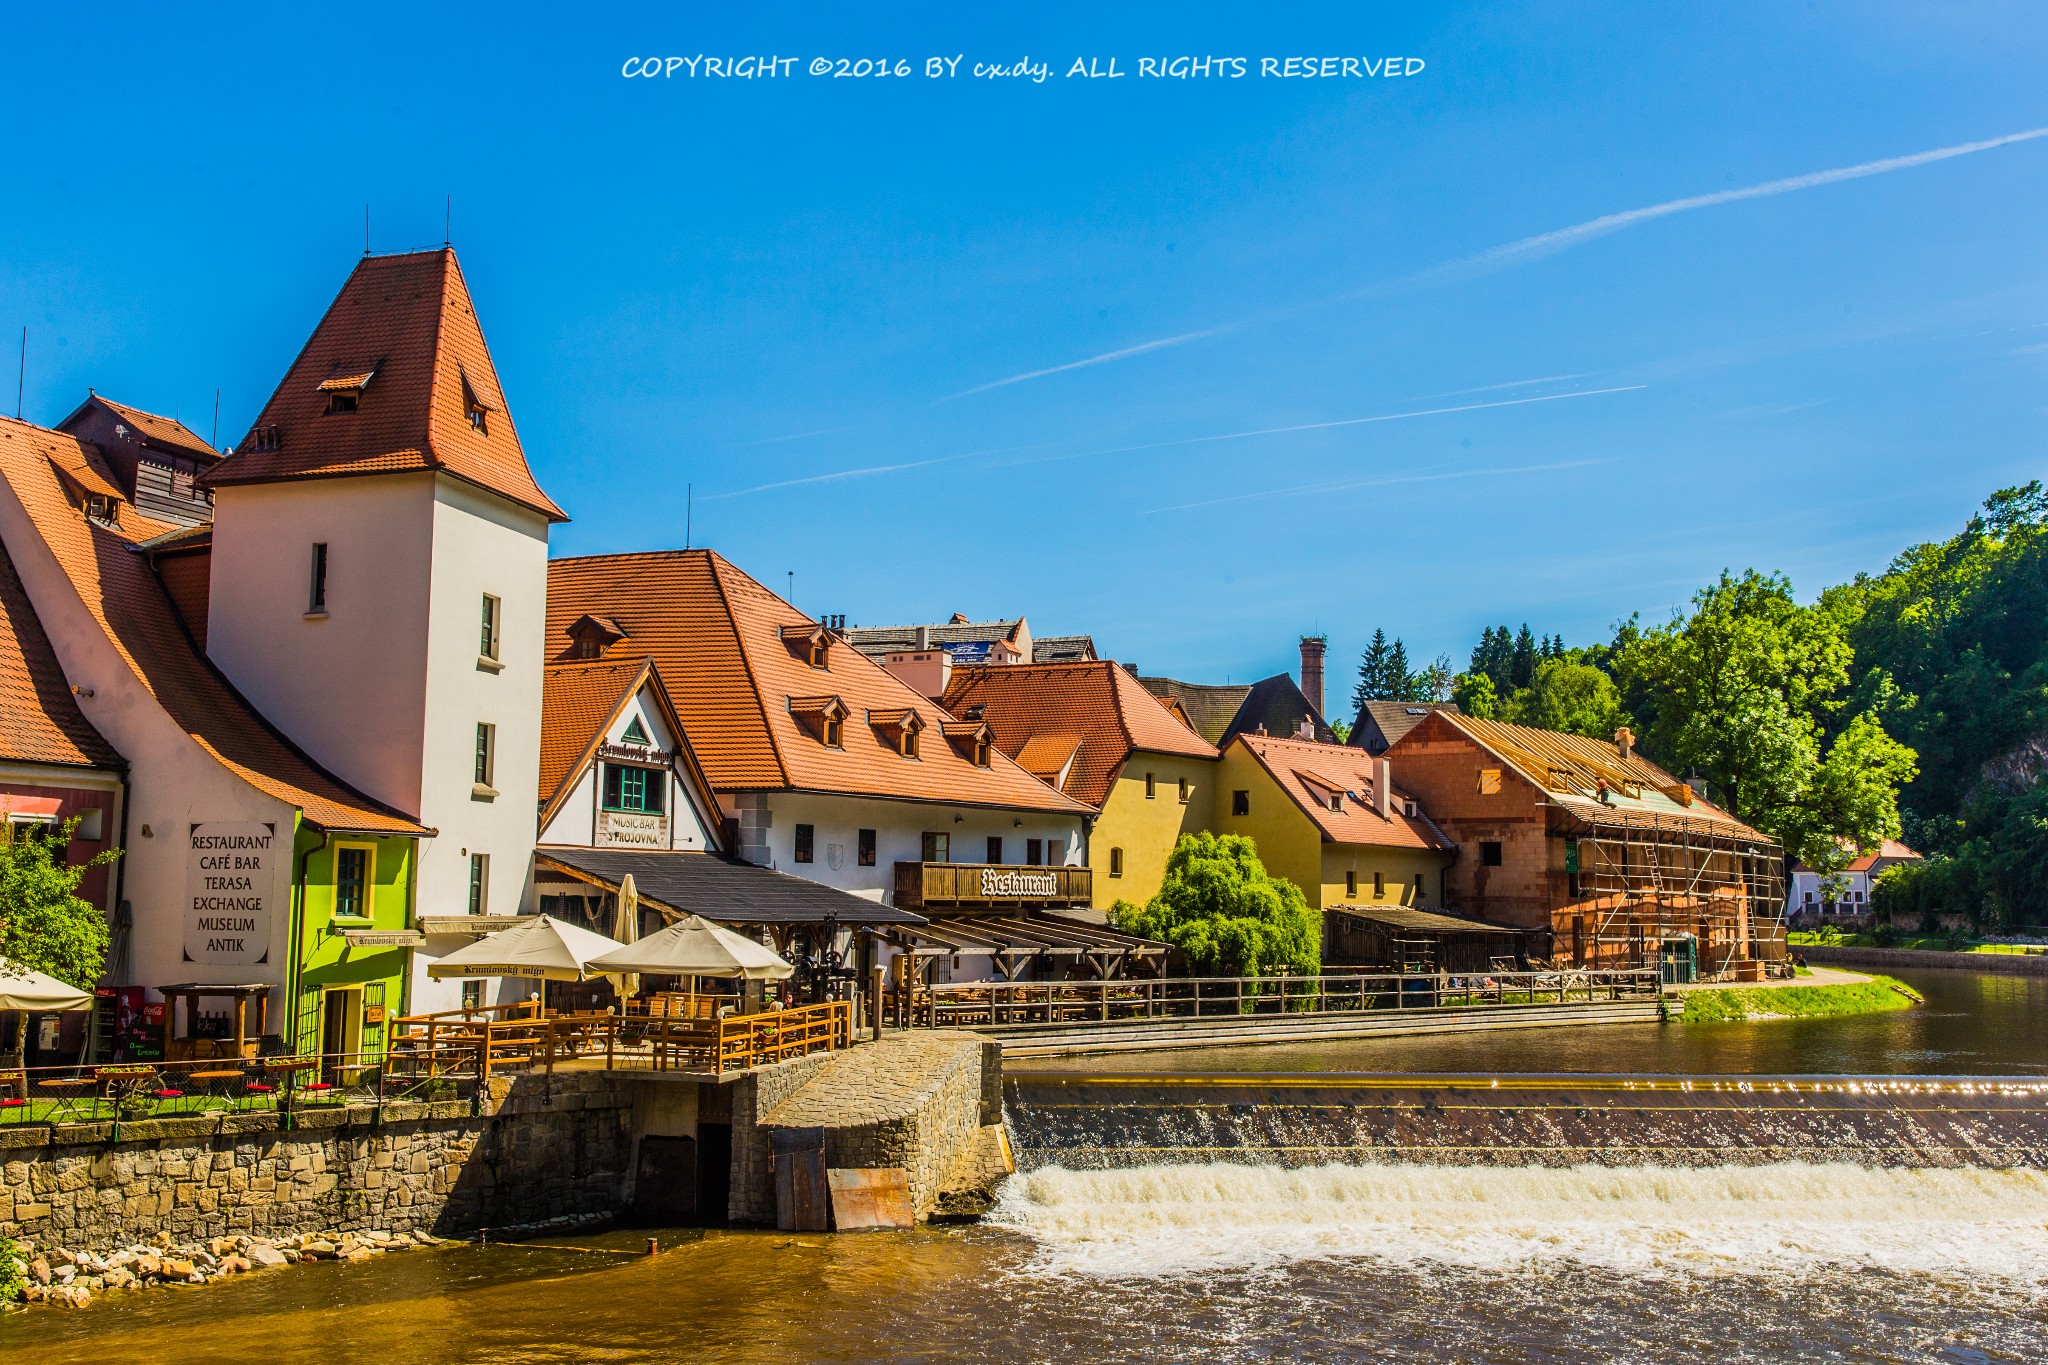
[940,661,1217,809]
[544,550,1090,813]
[1231,733,1453,852]
[0,535,122,771]
[203,250,566,522]
[0,417,427,835]
[85,397,218,461]
[1846,838,1920,872]
[538,655,725,840]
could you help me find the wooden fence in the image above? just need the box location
[537,1000,853,1077]
[903,969,1662,1032]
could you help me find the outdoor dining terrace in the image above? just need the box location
[0,1045,486,1129]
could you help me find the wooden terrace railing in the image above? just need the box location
[392,1000,549,1075]
[902,968,1663,1031]
[538,1000,854,1077]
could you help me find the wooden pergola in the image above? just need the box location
[886,912,1175,983]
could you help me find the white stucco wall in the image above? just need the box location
[745,791,1086,902]
[205,475,435,815]
[0,482,302,1014]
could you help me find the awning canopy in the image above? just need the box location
[888,911,1175,980]
[535,847,927,928]
[586,915,794,980]
[425,914,624,981]
[0,959,93,1012]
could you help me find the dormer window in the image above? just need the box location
[83,494,117,524]
[325,392,358,415]
[317,363,376,418]
[565,614,628,660]
[790,695,849,748]
[942,719,993,767]
[779,623,832,669]
[459,365,497,435]
[869,708,924,759]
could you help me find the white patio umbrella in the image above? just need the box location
[586,915,794,980]
[0,960,94,1011]
[426,914,626,982]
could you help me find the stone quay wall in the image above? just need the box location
[0,1073,633,1250]
[1800,945,2048,977]
[755,1032,996,1218]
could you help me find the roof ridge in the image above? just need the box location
[421,249,455,476]
[705,554,789,790]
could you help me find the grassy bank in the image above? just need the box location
[1674,975,1923,1024]
[1789,930,2047,954]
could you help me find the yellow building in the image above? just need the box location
[940,660,1220,908]
[1214,732,1455,911]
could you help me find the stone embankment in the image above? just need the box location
[5,1226,445,1309]
[1801,944,2048,977]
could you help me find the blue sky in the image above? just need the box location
[4,3,2045,696]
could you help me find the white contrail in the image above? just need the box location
[938,325,1237,401]
[1140,458,1607,515]
[702,454,964,500]
[1419,125,2048,283]
[944,126,2048,396]
[997,385,1646,469]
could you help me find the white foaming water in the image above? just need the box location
[988,1161,2048,1282]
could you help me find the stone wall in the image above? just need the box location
[755,1031,992,1218]
[1800,944,2048,977]
[0,1072,633,1250]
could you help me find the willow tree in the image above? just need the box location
[1111,832,1319,977]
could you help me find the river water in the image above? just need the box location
[8,967,2048,1364]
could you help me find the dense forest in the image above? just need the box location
[1352,483,2048,927]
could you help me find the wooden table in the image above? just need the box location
[188,1069,248,1107]
[33,1076,96,1122]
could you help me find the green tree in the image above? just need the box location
[1385,638,1413,701]
[1502,658,1629,739]
[0,819,118,1073]
[1109,832,1319,976]
[1510,624,1539,690]
[1452,671,1498,719]
[1470,626,1514,695]
[1353,629,1393,711]
[1414,654,1455,704]
[1616,570,1916,872]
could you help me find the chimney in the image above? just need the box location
[1615,726,1635,762]
[1300,635,1327,718]
[914,625,930,650]
[1375,757,1392,818]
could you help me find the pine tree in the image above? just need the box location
[1353,629,1393,710]
[1471,626,1514,695]
[1511,624,1539,690]
[1386,638,1413,701]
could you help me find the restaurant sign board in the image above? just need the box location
[979,867,1060,899]
[185,821,274,965]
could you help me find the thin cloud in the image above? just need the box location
[1409,373,1593,401]
[728,425,853,448]
[1723,399,1834,420]
[1141,458,1607,516]
[702,454,966,500]
[997,385,1647,470]
[1413,125,2048,285]
[938,325,1238,401]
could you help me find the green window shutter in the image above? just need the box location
[362,981,387,1060]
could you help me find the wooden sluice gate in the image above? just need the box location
[1003,1073,2048,1170]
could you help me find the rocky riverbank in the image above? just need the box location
[1,1226,446,1310]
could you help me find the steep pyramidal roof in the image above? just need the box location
[203,249,566,521]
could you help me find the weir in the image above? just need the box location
[1003,1072,2048,1169]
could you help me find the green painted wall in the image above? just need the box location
[290,824,417,1056]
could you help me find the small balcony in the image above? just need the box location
[893,861,1093,911]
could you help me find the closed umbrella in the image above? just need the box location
[615,874,641,999]
[586,916,794,980]
[426,915,625,982]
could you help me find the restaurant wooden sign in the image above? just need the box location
[980,867,1060,899]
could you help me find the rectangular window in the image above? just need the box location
[1413,873,1424,900]
[1232,790,1250,816]
[325,392,358,415]
[1048,838,1065,864]
[794,823,814,863]
[1026,838,1043,866]
[1178,777,1189,803]
[1480,841,1503,867]
[480,594,501,660]
[474,723,496,790]
[921,831,950,863]
[335,845,371,919]
[1478,767,1502,796]
[1144,772,1156,799]
[461,980,483,1010]
[858,828,876,867]
[1345,871,1357,898]
[467,853,489,914]
[986,836,1003,864]
[1373,871,1385,898]
[1109,847,1124,877]
[308,543,328,612]
[602,764,665,813]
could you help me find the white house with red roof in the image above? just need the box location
[1787,839,1923,917]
